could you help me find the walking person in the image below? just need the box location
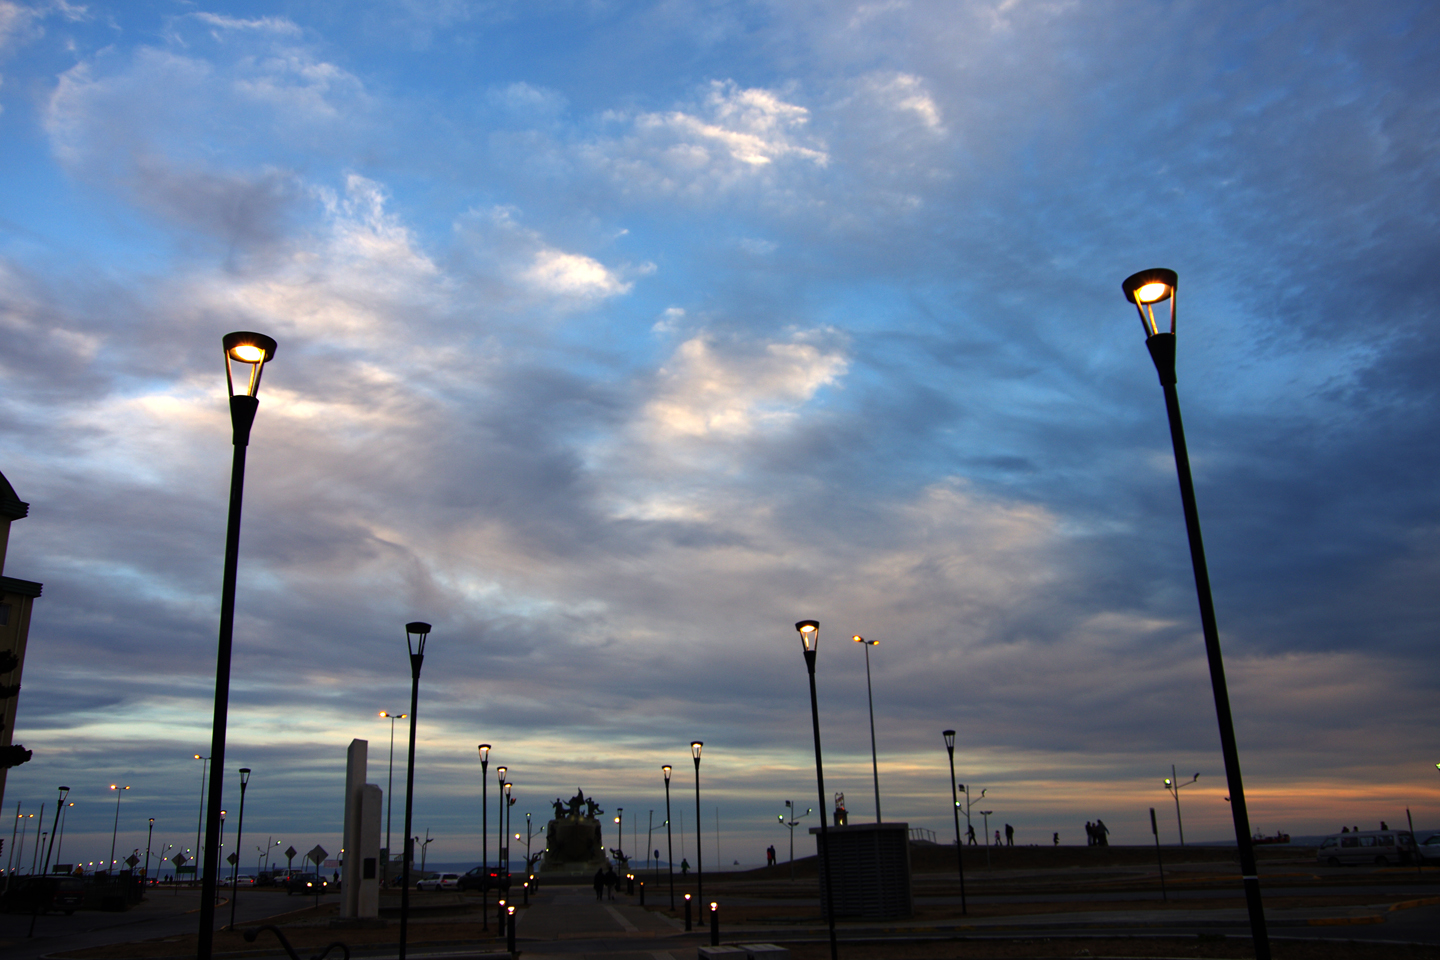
[1095,819,1110,846]
[680,858,689,876]
[593,867,605,900]
[966,824,976,845]
[604,864,618,900]
[1004,824,1014,847]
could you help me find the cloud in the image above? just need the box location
[640,332,848,441]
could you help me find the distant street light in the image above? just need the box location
[42,786,69,876]
[55,800,75,866]
[504,782,514,881]
[615,807,623,860]
[978,810,993,867]
[192,754,209,886]
[1121,268,1270,960]
[229,768,251,929]
[941,732,967,914]
[108,785,130,874]
[853,636,883,822]
[663,765,675,910]
[478,744,491,930]
[778,801,811,881]
[794,619,838,960]
[144,817,154,880]
[399,621,432,960]
[198,331,277,960]
[690,741,704,908]
[1163,767,1199,845]
[380,712,407,859]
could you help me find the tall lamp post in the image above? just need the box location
[55,800,74,867]
[198,331,277,960]
[478,744,490,929]
[662,765,675,909]
[42,786,69,876]
[852,636,883,822]
[144,818,154,879]
[794,620,839,960]
[193,754,209,885]
[228,768,251,929]
[779,801,811,881]
[1163,767,1199,845]
[941,731,967,914]
[690,741,704,907]
[614,808,623,859]
[495,764,507,919]
[1122,268,1270,960]
[398,621,432,960]
[108,785,129,874]
[380,712,406,861]
[504,782,514,882]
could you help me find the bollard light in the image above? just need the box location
[684,892,692,931]
[709,901,719,946]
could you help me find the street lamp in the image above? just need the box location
[794,619,838,960]
[55,800,75,866]
[779,801,811,881]
[144,817,154,880]
[852,636,883,822]
[42,786,69,876]
[496,763,507,925]
[941,732,967,914]
[690,741,704,908]
[1121,268,1270,960]
[478,744,491,930]
[504,782,514,881]
[380,712,407,860]
[229,768,251,929]
[399,620,432,960]
[1163,767,1199,845]
[199,330,276,960]
[663,765,675,909]
[979,810,992,867]
[108,785,130,875]
[614,807,623,860]
[192,754,209,887]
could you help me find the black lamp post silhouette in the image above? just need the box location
[478,744,491,930]
[108,785,129,874]
[663,765,675,909]
[496,763,507,927]
[504,782,514,882]
[852,635,882,822]
[41,786,68,876]
[398,621,431,960]
[228,768,251,929]
[192,754,208,886]
[198,331,276,960]
[690,741,703,907]
[380,711,406,860]
[795,620,838,960]
[1163,767,1199,845]
[1122,268,1270,960]
[942,731,967,914]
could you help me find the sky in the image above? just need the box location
[2,0,1439,874]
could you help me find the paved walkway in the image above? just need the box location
[516,884,687,960]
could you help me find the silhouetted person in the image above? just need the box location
[766,845,776,866]
[1341,826,1349,833]
[680,858,689,875]
[604,865,618,900]
[1085,822,1094,845]
[966,824,976,845]
[1005,824,1014,846]
[1053,832,1059,846]
[593,868,605,900]
[1095,819,1110,846]
[1381,821,1389,830]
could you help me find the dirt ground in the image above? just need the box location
[783,938,1440,960]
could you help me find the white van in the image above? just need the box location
[1316,830,1417,866]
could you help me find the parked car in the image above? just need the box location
[285,873,330,895]
[1316,830,1417,866]
[416,872,461,891]
[458,865,509,893]
[1417,834,1440,864]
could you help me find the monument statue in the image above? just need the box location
[539,788,610,877]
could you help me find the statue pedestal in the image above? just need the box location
[539,813,608,877]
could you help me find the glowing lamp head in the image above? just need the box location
[795,619,819,653]
[691,741,703,762]
[221,331,277,399]
[496,765,507,784]
[662,764,672,782]
[1121,268,1178,339]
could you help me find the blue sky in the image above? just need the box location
[2,0,1438,871]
